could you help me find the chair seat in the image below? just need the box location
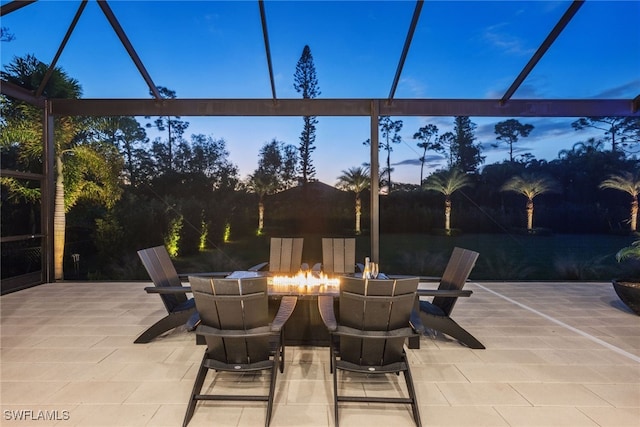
[175,297,196,312]
[418,300,445,317]
[336,359,407,374]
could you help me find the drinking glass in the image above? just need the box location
[370,262,379,279]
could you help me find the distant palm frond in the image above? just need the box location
[501,174,560,199]
[599,171,640,197]
[423,168,472,195]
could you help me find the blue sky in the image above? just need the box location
[2,0,639,184]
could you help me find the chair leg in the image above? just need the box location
[419,312,485,349]
[183,353,209,427]
[329,337,335,374]
[266,359,278,427]
[134,309,195,343]
[407,335,420,349]
[279,330,285,373]
[332,352,339,427]
[195,334,206,345]
[402,354,422,427]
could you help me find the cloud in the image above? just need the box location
[394,158,422,166]
[399,76,427,98]
[476,122,495,140]
[525,118,592,145]
[479,141,499,152]
[475,117,585,162]
[393,154,445,167]
[480,23,534,56]
[485,75,551,99]
[592,79,640,98]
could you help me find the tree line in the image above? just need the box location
[1,52,639,280]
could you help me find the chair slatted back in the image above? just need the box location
[322,238,356,274]
[269,238,303,273]
[339,276,418,366]
[190,276,271,364]
[433,247,479,316]
[138,246,187,312]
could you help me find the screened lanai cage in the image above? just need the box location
[1,0,639,293]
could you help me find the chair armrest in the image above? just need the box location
[197,324,272,338]
[334,326,417,339]
[386,274,439,281]
[248,262,268,271]
[178,271,231,280]
[144,286,192,294]
[318,295,337,331]
[271,296,297,332]
[417,289,472,297]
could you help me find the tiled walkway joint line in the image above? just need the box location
[473,282,640,363]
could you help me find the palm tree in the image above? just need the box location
[423,168,472,232]
[336,166,370,234]
[501,174,559,231]
[599,171,640,232]
[1,55,122,279]
[413,124,439,186]
[247,172,278,235]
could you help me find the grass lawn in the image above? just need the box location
[179,233,638,281]
[377,233,637,280]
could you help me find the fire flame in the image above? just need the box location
[269,270,340,293]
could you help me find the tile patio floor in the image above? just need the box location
[1,280,639,426]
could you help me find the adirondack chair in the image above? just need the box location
[249,237,304,273]
[414,246,485,349]
[135,246,197,344]
[136,245,228,344]
[183,276,297,427]
[320,237,356,274]
[318,276,422,427]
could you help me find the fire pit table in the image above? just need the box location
[267,272,340,346]
[221,270,340,346]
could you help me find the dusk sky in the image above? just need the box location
[2,0,639,184]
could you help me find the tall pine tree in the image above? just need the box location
[453,116,484,173]
[293,45,320,184]
[144,86,189,173]
[379,116,403,192]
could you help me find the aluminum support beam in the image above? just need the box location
[379,99,640,117]
[0,0,37,17]
[370,100,380,264]
[501,0,584,104]
[48,98,640,117]
[96,0,161,100]
[0,169,44,180]
[258,0,277,100]
[43,101,55,283]
[0,80,45,108]
[0,235,45,244]
[388,0,423,102]
[36,0,88,98]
